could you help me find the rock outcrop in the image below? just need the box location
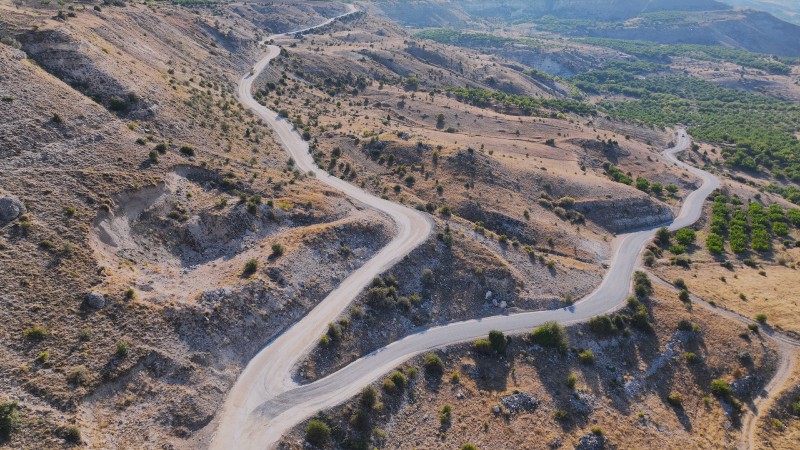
[0,194,25,224]
[575,197,673,233]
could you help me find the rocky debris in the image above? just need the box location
[84,292,106,309]
[461,362,480,379]
[576,432,605,450]
[499,391,539,413]
[0,194,25,224]
[570,390,595,414]
[731,374,764,398]
[198,288,233,309]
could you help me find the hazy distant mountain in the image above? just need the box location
[373,0,730,24]
[723,0,800,24]
[374,0,800,56]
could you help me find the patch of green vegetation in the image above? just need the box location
[529,321,568,352]
[414,29,515,47]
[579,73,800,197]
[703,193,798,254]
[447,86,596,116]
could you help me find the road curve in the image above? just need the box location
[216,8,725,449]
[211,6,432,449]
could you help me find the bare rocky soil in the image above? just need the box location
[282,281,781,449]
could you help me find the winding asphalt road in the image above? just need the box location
[212,7,730,449]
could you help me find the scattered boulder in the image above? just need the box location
[576,432,605,450]
[0,195,25,224]
[85,292,106,309]
[570,390,595,414]
[500,391,539,413]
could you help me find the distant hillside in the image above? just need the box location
[372,0,730,25]
[724,0,800,24]
[373,0,800,57]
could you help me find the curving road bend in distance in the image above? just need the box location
[216,7,728,449]
[212,5,432,449]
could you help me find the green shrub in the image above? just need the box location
[423,353,444,375]
[388,371,408,390]
[471,339,492,354]
[326,323,342,342]
[678,289,690,303]
[566,373,577,389]
[421,268,434,287]
[669,244,686,255]
[154,142,167,154]
[115,340,130,358]
[553,410,569,421]
[675,228,696,245]
[305,419,330,446]
[529,321,568,352]
[67,365,88,385]
[179,145,195,157]
[488,330,508,353]
[462,445,478,450]
[360,385,378,409]
[711,379,733,398]
[439,404,452,424]
[667,392,683,407]
[755,313,767,324]
[108,96,128,112]
[656,227,670,245]
[319,334,331,347]
[706,233,725,255]
[0,401,19,438]
[64,426,81,443]
[243,258,258,276]
[588,315,617,335]
[684,352,698,363]
[23,326,47,341]
[677,319,699,332]
[578,349,595,365]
